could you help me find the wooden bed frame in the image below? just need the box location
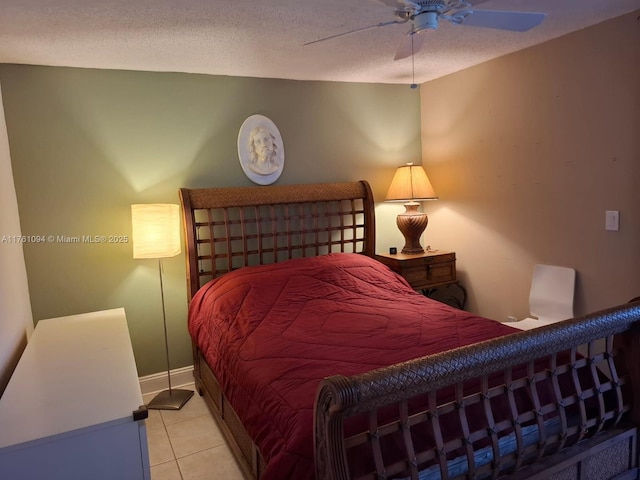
[179,181,640,480]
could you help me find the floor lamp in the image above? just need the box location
[132,204,194,410]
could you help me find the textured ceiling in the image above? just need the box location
[0,0,637,85]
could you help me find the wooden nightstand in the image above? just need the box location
[375,250,466,309]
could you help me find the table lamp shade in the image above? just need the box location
[131,204,181,259]
[385,163,438,202]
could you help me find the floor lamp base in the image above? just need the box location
[147,388,194,410]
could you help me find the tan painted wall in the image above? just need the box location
[420,11,640,321]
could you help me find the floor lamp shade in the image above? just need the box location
[131,203,193,410]
[385,163,438,254]
[131,204,181,259]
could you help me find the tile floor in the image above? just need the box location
[144,383,245,480]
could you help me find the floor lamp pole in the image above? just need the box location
[159,258,173,394]
[147,259,194,410]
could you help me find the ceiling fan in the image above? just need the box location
[305,0,546,61]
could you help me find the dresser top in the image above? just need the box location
[0,308,143,449]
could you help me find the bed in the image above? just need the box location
[179,180,640,480]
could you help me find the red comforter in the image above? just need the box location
[188,253,517,479]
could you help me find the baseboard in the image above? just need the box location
[139,365,195,395]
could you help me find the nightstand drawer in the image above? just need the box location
[402,261,456,289]
[374,251,457,290]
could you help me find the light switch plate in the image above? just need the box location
[605,210,619,231]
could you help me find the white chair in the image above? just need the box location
[509,264,576,331]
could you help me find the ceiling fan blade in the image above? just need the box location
[304,19,404,46]
[457,10,546,32]
[394,31,427,61]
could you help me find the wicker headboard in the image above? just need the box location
[179,181,376,300]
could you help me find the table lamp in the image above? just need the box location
[385,163,438,254]
[132,204,194,410]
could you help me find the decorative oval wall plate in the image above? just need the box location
[237,115,284,185]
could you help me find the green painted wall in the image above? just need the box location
[0,65,422,376]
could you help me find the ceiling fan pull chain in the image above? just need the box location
[410,33,418,89]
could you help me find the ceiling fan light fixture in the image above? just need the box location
[414,11,439,31]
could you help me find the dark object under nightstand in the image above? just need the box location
[374,250,466,309]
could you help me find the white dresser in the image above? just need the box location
[0,308,150,480]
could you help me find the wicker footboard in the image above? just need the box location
[315,302,640,480]
[193,344,265,479]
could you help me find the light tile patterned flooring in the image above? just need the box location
[144,383,245,480]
